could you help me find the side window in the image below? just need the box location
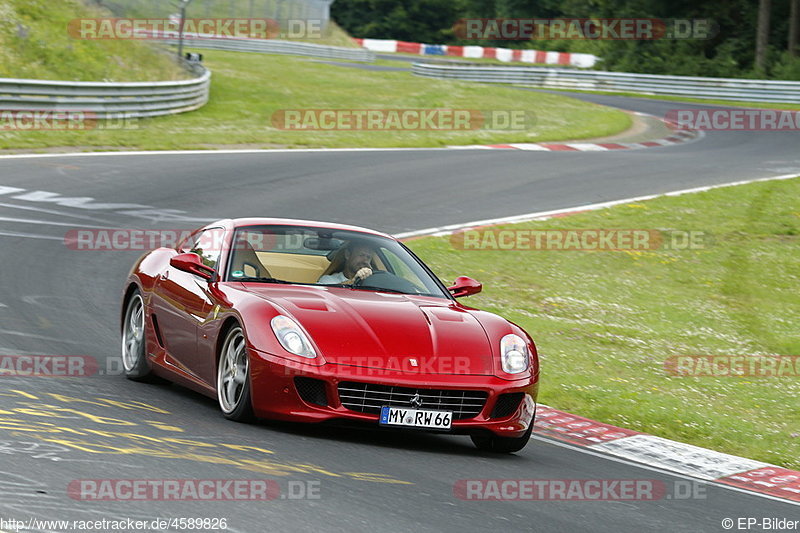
[185,228,224,270]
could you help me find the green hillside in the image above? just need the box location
[0,0,188,81]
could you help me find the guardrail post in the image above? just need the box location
[177,0,194,60]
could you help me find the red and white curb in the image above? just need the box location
[534,405,800,504]
[354,38,598,68]
[449,113,703,152]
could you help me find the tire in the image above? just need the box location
[470,423,533,454]
[216,325,255,422]
[121,290,153,381]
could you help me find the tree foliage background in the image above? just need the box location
[332,0,800,79]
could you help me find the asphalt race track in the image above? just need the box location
[0,94,798,532]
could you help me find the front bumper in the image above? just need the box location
[248,347,538,438]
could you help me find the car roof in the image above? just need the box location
[211,218,394,240]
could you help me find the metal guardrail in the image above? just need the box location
[412,62,800,104]
[156,34,375,62]
[0,64,211,119]
[0,30,371,121]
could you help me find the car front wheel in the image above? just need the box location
[121,290,152,381]
[470,423,533,453]
[217,325,254,422]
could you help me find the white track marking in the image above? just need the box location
[0,202,117,224]
[0,231,65,241]
[0,148,450,160]
[0,187,214,223]
[0,329,82,344]
[532,436,799,507]
[0,217,112,229]
[9,191,148,211]
[394,172,800,238]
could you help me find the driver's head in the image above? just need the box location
[343,239,375,275]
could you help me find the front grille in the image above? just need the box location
[294,377,328,407]
[490,392,525,418]
[337,381,488,420]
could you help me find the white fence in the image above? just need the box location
[412,63,800,104]
[157,34,374,61]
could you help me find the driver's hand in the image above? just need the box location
[353,267,373,282]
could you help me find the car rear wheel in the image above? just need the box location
[470,423,533,453]
[121,290,152,381]
[217,325,254,422]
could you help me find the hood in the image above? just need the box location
[246,285,495,375]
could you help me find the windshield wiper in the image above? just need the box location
[235,276,293,284]
[350,285,408,295]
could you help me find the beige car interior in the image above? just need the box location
[230,232,386,284]
[256,248,385,284]
[229,240,273,278]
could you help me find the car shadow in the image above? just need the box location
[148,381,536,460]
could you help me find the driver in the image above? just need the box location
[317,240,375,285]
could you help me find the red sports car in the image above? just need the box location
[121,218,539,452]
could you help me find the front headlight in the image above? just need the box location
[270,315,317,358]
[500,334,529,374]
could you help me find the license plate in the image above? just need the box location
[379,406,452,429]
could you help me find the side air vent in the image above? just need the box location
[151,314,164,347]
[490,393,525,419]
[294,377,328,407]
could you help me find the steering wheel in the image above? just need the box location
[359,270,420,294]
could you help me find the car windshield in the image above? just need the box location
[225,225,450,299]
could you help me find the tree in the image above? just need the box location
[332,0,464,42]
[790,0,799,56]
[755,0,771,71]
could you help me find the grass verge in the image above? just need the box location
[0,50,631,151]
[407,176,800,469]
[0,0,187,81]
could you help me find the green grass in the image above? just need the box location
[0,0,188,81]
[407,177,800,469]
[0,50,632,151]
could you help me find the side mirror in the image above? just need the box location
[447,276,482,298]
[170,252,215,280]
